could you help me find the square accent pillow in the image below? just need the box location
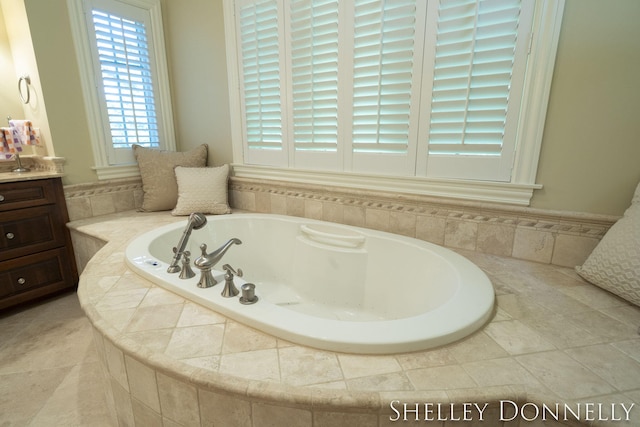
[133,144,208,211]
[576,181,640,307]
[172,165,231,216]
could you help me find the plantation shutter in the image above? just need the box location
[87,3,160,164]
[289,0,341,170]
[350,0,426,175]
[421,0,534,181]
[232,0,539,182]
[290,0,339,153]
[237,0,288,166]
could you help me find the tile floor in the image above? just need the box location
[0,291,112,426]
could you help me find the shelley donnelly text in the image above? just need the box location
[389,400,635,422]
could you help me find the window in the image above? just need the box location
[225,0,564,204]
[91,10,159,153]
[68,0,175,179]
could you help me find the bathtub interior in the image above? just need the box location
[130,213,494,353]
[147,215,460,321]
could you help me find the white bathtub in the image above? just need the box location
[125,213,494,354]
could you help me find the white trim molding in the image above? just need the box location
[232,164,542,206]
[512,0,565,184]
[91,164,141,180]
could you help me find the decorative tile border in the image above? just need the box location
[64,177,143,221]
[62,175,618,267]
[229,177,616,233]
[228,177,618,267]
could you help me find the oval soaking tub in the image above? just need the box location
[125,213,494,354]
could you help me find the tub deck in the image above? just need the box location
[70,210,640,427]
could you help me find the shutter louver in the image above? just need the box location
[291,0,339,153]
[92,10,159,149]
[240,0,283,152]
[352,0,417,155]
[428,0,521,156]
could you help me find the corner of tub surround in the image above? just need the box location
[66,209,182,275]
[229,176,619,267]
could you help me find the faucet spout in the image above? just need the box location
[194,238,242,270]
[193,238,242,288]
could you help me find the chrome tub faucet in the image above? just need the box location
[194,238,242,288]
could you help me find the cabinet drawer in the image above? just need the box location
[0,205,66,261]
[0,179,57,212]
[0,247,76,310]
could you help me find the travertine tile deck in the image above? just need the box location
[70,210,640,426]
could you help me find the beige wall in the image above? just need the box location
[8,0,640,216]
[1,0,53,157]
[531,0,640,215]
[161,0,233,166]
[23,0,95,183]
[0,5,24,122]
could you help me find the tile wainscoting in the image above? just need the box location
[63,176,618,271]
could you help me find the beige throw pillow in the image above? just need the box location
[172,165,231,216]
[133,144,208,211]
[576,181,640,307]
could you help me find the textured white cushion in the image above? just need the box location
[172,165,231,216]
[576,182,640,306]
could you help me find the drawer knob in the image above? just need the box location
[17,277,26,286]
[0,195,4,201]
[6,232,15,240]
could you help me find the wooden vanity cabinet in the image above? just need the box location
[0,177,78,310]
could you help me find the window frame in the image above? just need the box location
[224,0,565,205]
[67,0,175,179]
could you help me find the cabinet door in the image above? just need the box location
[0,205,66,262]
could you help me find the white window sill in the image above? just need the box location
[93,164,141,181]
[231,164,542,206]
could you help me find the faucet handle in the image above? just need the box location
[221,264,242,298]
[222,264,243,278]
[179,251,196,279]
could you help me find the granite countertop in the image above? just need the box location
[0,155,66,183]
[71,210,640,426]
[0,170,64,183]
